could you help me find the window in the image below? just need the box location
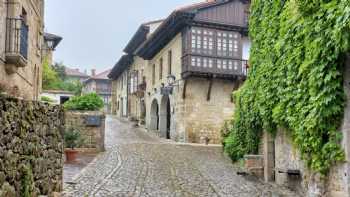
[191,28,203,53]
[168,50,172,75]
[130,71,138,94]
[121,75,123,89]
[152,64,156,85]
[159,58,163,80]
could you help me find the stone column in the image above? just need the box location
[159,112,167,138]
[264,131,275,182]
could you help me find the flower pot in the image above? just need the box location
[65,149,78,163]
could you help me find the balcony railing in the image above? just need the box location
[182,55,248,79]
[5,18,29,67]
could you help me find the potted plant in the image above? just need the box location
[64,128,83,163]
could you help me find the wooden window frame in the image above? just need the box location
[159,58,163,80]
[152,64,156,85]
[168,50,172,75]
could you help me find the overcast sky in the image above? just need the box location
[45,0,199,74]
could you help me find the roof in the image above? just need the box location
[124,19,165,55]
[108,54,134,79]
[65,67,90,78]
[44,32,63,50]
[174,0,219,12]
[109,19,165,80]
[123,25,150,54]
[92,69,111,80]
[42,90,75,95]
[137,0,250,59]
[84,69,112,84]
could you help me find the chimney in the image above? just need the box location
[91,69,96,76]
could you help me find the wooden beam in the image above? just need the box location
[207,78,213,101]
[182,79,188,100]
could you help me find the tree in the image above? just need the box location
[42,58,60,90]
[53,62,67,80]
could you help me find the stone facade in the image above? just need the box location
[128,56,148,123]
[144,33,239,144]
[111,71,129,117]
[65,111,106,152]
[109,1,250,144]
[0,0,45,100]
[0,95,64,196]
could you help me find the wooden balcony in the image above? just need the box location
[5,18,28,69]
[130,82,146,98]
[181,54,248,79]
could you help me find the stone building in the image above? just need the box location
[109,0,251,144]
[64,67,90,83]
[0,0,46,100]
[83,69,112,112]
[109,20,163,120]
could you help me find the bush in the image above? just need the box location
[64,93,104,111]
[64,127,84,149]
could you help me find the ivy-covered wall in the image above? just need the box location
[224,0,350,175]
[0,95,64,196]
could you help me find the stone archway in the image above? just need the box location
[159,96,171,139]
[150,99,159,131]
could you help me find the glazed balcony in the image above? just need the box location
[5,18,29,68]
[182,55,248,79]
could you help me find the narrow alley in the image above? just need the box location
[63,116,299,197]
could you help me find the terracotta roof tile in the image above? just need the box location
[91,69,112,80]
[65,67,89,77]
[175,0,217,12]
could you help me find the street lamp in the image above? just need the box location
[45,39,55,51]
[167,74,177,86]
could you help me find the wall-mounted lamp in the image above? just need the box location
[167,75,180,88]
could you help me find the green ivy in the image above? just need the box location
[224,0,350,174]
[21,165,34,197]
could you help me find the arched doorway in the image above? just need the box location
[160,96,171,139]
[150,99,159,130]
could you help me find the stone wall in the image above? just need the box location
[267,55,350,197]
[65,111,105,152]
[180,78,236,144]
[0,95,64,196]
[273,128,349,197]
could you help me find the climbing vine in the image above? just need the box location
[224,0,350,174]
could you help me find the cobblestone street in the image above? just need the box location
[63,116,300,197]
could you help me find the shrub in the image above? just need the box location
[64,127,84,149]
[64,93,104,111]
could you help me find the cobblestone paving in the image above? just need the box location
[64,116,300,197]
